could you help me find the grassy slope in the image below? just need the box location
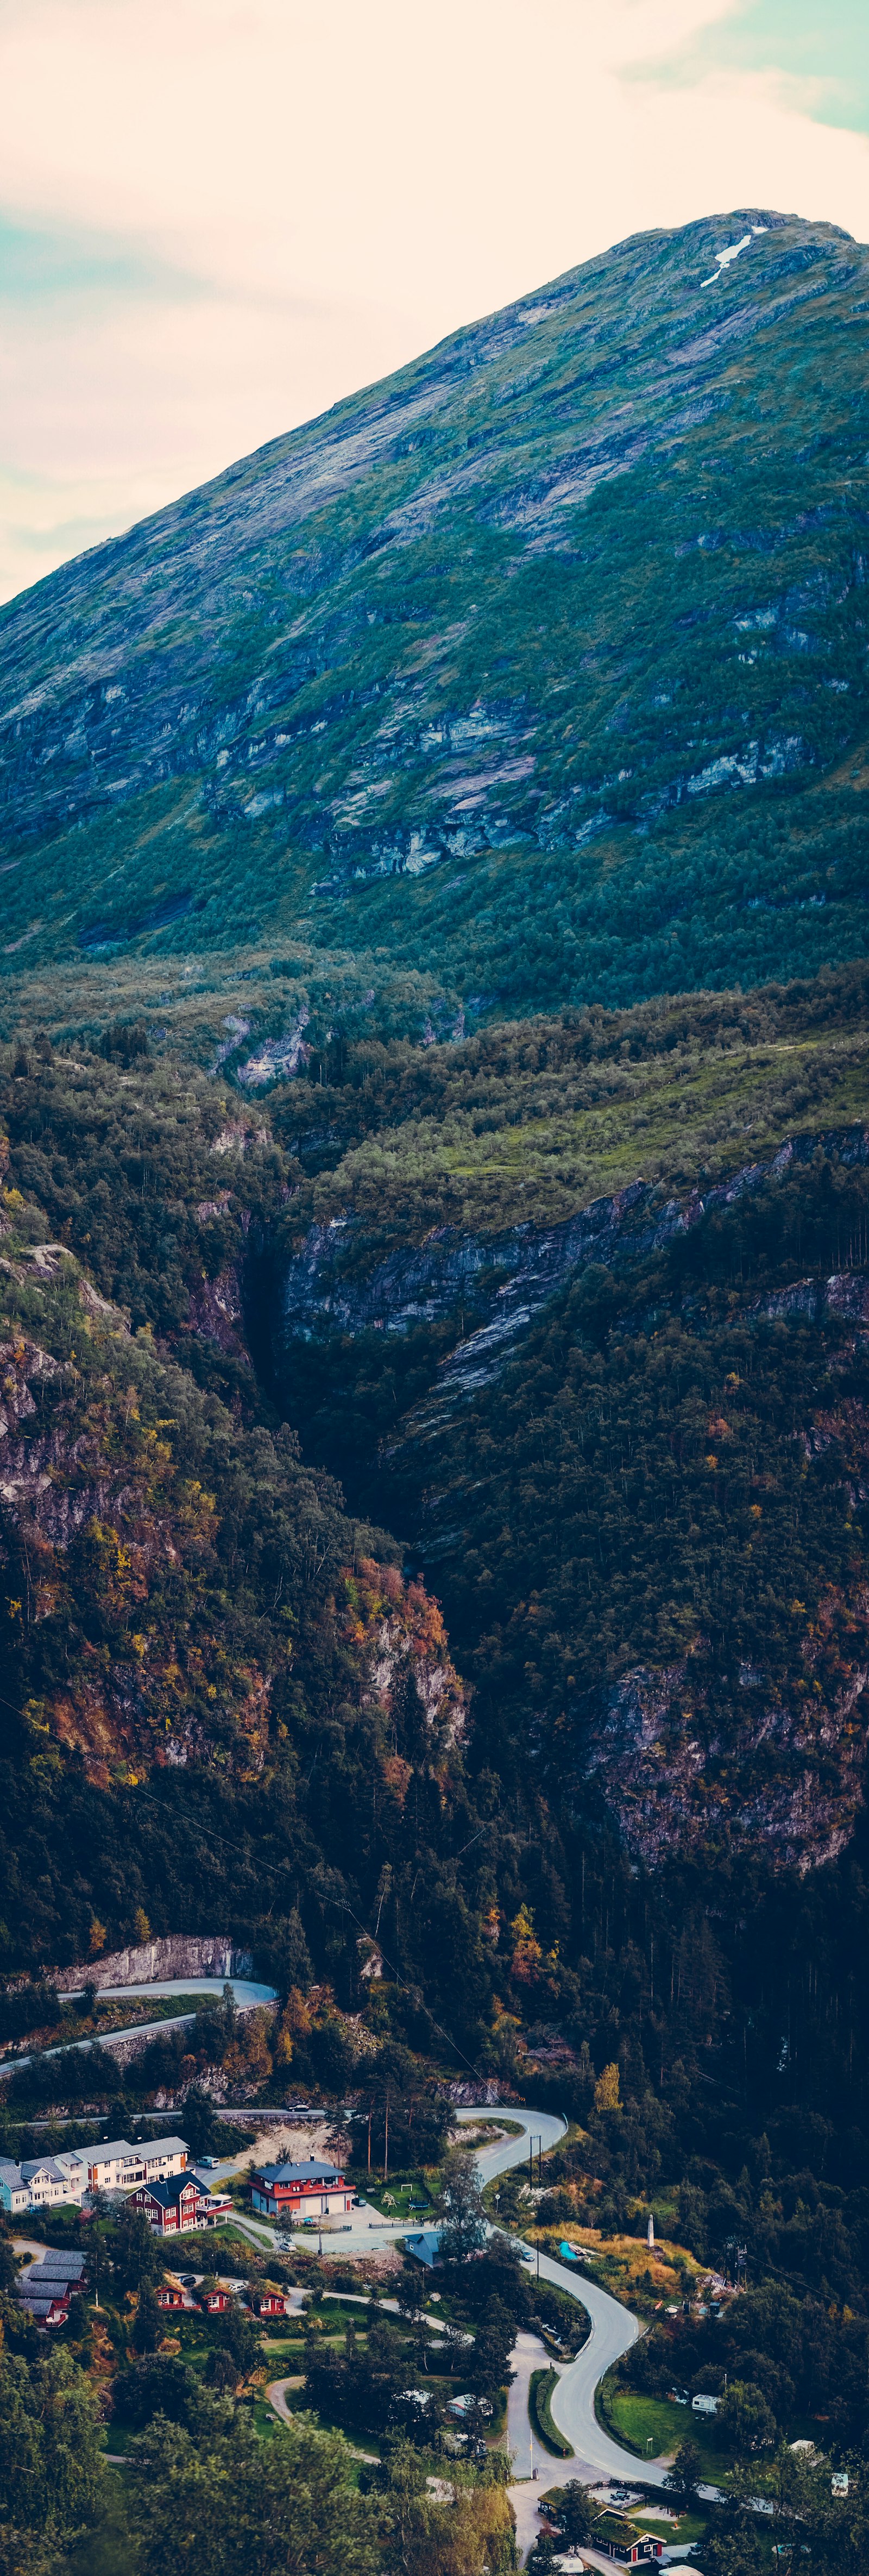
[3,215,869,1024]
[304,973,869,1244]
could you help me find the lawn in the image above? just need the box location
[532,2220,698,2318]
[599,2377,729,2478]
[250,2398,282,2441]
[362,2179,433,2218]
[632,2509,708,2546]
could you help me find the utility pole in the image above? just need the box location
[383,2094,389,2186]
[367,2102,372,2176]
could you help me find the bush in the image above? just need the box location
[528,2368,573,2458]
[716,2381,777,2458]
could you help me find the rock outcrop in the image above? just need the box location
[581,1613,869,1875]
[276,1127,869,1469]
[46,1934,251,1995]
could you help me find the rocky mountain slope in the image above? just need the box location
[3,210,869,1024]
[280,1132,869,1879]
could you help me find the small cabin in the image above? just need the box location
[254,2290,289,2317]
[204,2289,232,2313]
[157,2285,185,2310]
[590,2514,664,2565]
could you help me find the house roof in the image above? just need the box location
[0,2160,24,2187]
[406,2227,442,2265]
[144,2136,188,2157]
[89,2138,139,2162]
[140,2174,204,2209]
[28,2251,86,2274]
[21,2158,66,2183]
[254,2160,342,2185]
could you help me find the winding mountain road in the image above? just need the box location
[0,1976,276,2077]
[455,2109,660,2486]
[3,1980,656,2535]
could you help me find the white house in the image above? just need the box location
[20,2157,77,2209]
[0,2158,31,2217]
[54,2150,89,2197]
[85,2136,188,2193]
[140,2136,188,2182]
[1,2154,86,2214]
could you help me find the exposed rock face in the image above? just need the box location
[582,1621,869,1875]
[444,2078,519,2105]
[343,1556,467,1773]
[53,1933,253,1993]
[185,1261,249,1361]
[276,1127,869,1461]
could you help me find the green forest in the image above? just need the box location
[2,954,869,2573]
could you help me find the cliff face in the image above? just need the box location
[583,1599,869,1876]
[0,1237,461,1801]
[4,1933,254,1996]
[270,1127,869,1877]
[343,1556,467,1789]
[275,1125,869,1464]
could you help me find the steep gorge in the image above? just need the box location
[4,213,869,2144]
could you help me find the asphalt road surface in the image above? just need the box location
[454,2107,657,2476]
[0,1976,276,2076]
[6,1988,656,2529]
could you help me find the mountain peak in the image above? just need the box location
[1,207,867,1029]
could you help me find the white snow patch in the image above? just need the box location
[701,224,766,288]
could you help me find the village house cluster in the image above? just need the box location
[0,2134,191,2216]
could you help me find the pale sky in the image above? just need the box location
[1,0,868,604]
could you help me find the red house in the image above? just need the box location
[156,2285,185,2310]
[249,2159,352,2221]
[254,2291,290,2317]
[204,2288,232,2314]
[133,2174,219,2236]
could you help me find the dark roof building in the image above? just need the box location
[406,2227,443,2268]
[589,2514,664,2564]
[132,2174,228,2235]
[16,2251,87,2329]
[250,2159,352,2221]
[27,2251,87,2280]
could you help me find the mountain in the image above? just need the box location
[6,218,869,2515]
[3,209,869,1041]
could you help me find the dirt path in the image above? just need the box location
[265,2375,378,2464]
